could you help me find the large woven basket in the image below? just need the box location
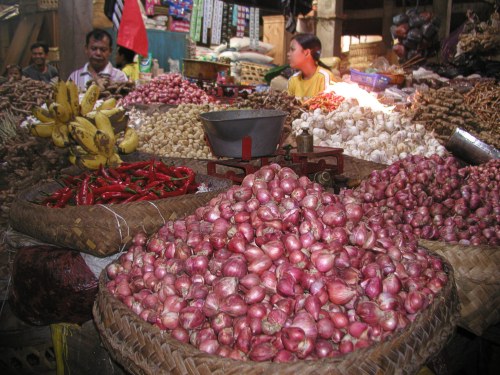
[9,174,231,258]
[93,258,459,375]
[419,239,500,336]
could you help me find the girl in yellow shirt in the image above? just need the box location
[116,46,139,82]
[287,33,339,100]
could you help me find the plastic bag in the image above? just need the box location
[407,28,423,42]
[9,246,98,325]
[393,13,409,26]
[370,57,390,72]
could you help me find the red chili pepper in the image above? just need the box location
[136,192,159,201]
[116,161,152,172]
[54,188,74,208]
[98,164,111,179]
[148,160,156,182]
[93,185,138,195]
[108,168,121,180]
[77,176,90,205]
[122,194,143,204]
[173,166,195,186]
[100,191,134,201]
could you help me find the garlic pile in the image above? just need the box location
[131,104,222,160]
[291,101,447,164]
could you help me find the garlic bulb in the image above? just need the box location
[290,99,447,164]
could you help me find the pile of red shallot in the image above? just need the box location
[106,164,448,362]
[120,73,212,106]
[349,155,499,246]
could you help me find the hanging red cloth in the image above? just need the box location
[117,0,149,57]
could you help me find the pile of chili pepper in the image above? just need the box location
[303,92,345,112]
[40,160,198,208]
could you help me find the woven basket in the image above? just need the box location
[348,41,386,58]
[37,0,58,10]
[419,239,500,336]
[239,62,270,85]
[93,258,459,375]
[9,174,231,258]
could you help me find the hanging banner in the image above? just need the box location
[211,0,224,45]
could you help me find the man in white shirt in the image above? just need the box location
[68,29,127,91]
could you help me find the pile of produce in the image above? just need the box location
[463,81,500,148]
[134,103,217,159]
[106,164,449,362]
[0,131,68,225]
[303,92,345,112]
[86,77,135,100]
[121,74,212,106]
[234,91,302,132]
[29,81,138,169]
[391,8,440,62]
[292,102,447,164]
[410,85,500,149]
[0,77,52,119]
[40,161,197,207]
[456,10,500,56]
[349,155,499,246]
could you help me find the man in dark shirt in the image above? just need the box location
[23,42,59,83]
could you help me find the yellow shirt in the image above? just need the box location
[122,63,139,81]
[287,66,338,100]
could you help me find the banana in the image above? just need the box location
[67,80,80,116]
[83,108,122,120]
[68,153,77,165]
[32,107,54,123]
[107,153,123,167]
[77,153,109,170]
[55,81,73,119]
[69,122,99,154]
[95,111,116,142]
[80,84,100,115]
[117,126,139,154]
[94,130,114,157]
[74,116,97,133]
[97,97,117,111]
[29,121,55,138]
[50,102,71,123]
[69,145,89,157]
[52,121,71,148]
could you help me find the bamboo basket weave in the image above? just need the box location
[93,259,459,375]
[9,174,231,258]
[419,239,500,336]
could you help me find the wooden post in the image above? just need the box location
[316,0,343,57]
[434,0,452,40]
[59,0,92,80]
[0,14,40,74]
[382,0,395,48]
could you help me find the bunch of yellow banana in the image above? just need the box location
[30,80,140,169]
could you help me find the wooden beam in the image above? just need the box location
[1,15,37,74]
[316,0,343,57]
[382,0,395,48]
[21,14,44,67]
[434,0,452,40]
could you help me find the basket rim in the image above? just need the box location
[93,251,459,373]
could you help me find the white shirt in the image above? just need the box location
[68,62,127,91]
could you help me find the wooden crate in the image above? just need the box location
[263,15,293,65]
